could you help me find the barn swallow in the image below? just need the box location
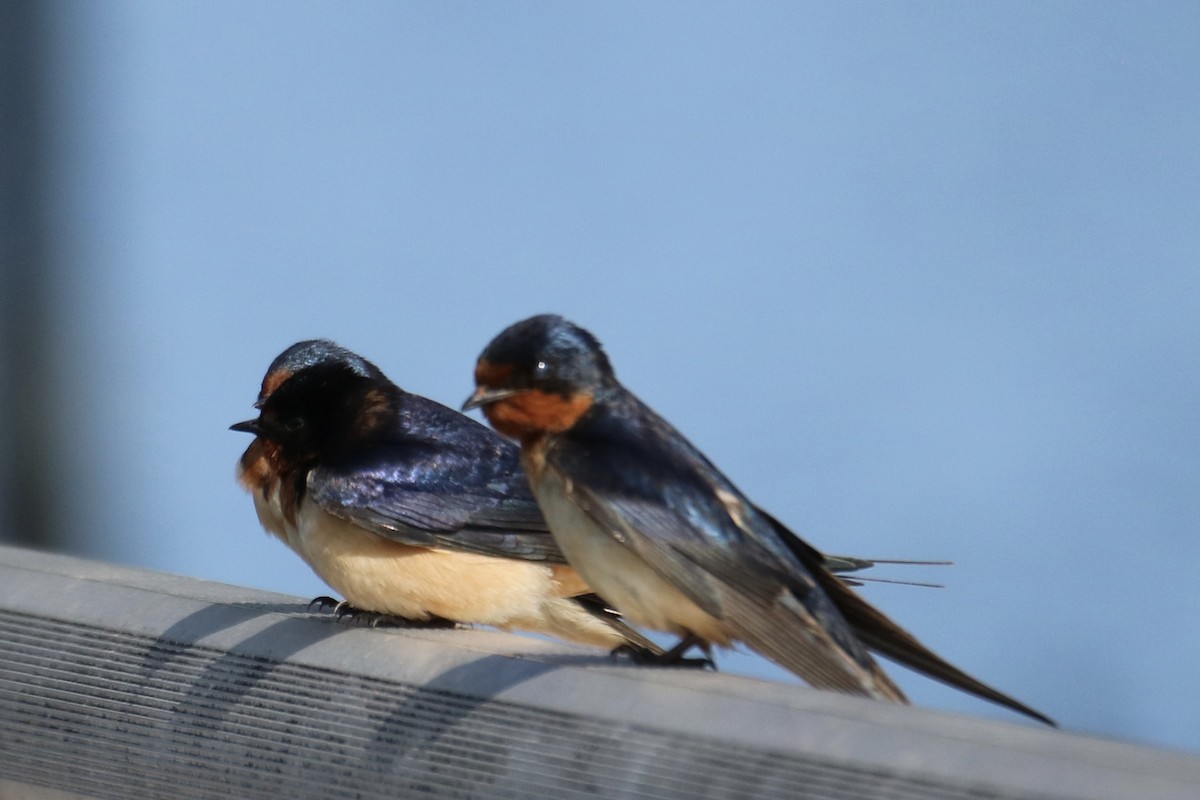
[231,339,662,654]
[464,314,1054,725]
[232,340,913,653]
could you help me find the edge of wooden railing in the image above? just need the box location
[0,543,1196,800]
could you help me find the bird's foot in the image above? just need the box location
[611,633,716,670]
[306,596,458,629]
[307,595,342,613]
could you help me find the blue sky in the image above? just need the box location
[21,3,1200,751]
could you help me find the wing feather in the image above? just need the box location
[547,396,905,700]
[307,432,565,562]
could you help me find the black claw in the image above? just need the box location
[332,602,360,620]
[307,595,342,613]
[611,635,717,670]
[306,596,459,629]
[609,643,654,663]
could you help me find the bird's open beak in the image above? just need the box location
[462,386,524,412]
[229,419,262,435]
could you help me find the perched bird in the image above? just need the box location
[464,314,1053,725]
[231,339,660,653]
[231,340,913,653]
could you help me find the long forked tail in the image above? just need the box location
[815,570,1056,726]
[755,508,1054,725]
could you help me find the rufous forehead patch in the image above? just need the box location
[474,359,514,388]
[259,368,294,404]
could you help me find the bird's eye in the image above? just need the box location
[534,360,549,377]
[284,416,305,432]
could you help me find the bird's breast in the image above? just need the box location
[236,447,293,549]
[526,460,732,645]
[288,501,576,624]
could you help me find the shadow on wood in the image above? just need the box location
[1,544,1197,799]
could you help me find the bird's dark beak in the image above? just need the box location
[462,386,524,412]
[230,419,262,436]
